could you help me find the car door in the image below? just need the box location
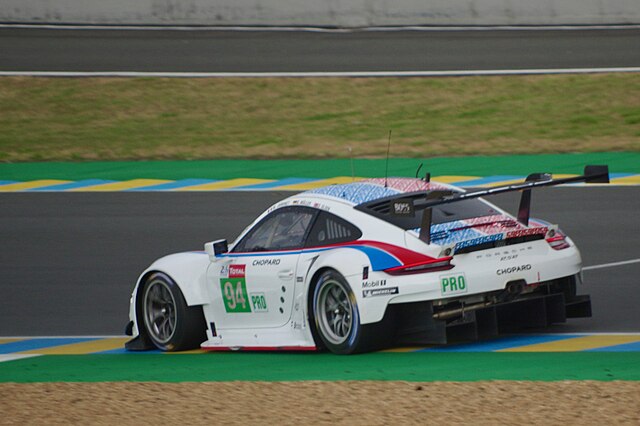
[210,206,317,329]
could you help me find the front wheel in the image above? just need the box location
[141,272,206,351]
[313,270,384,354]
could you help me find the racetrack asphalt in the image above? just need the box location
[1,28,639,72]
[1,187,638,336]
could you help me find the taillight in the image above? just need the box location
[546,230,570,250]
[384,257,454,275]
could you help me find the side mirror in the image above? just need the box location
[204,239,228,261]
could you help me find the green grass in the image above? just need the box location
[2,153,639,181]
[2,353,639,382]
[0,74,639,162]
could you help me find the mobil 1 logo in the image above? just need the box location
[440,273,468,296]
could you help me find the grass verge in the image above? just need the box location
[0,74,638,162]
[1,153,639,181]
[1,352,639,382]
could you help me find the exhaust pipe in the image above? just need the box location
[432,301,492,320]
[432,280,528,321]
[506,280,525,296]
[499,279,527,303]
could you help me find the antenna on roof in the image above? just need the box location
[384,130,392,188]
[347,146,355,182]
[416,162,431,182]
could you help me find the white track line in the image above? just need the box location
[0,335,126,339]
[0,354,41,363]
[2,68,640,78]
[583,258,640,271]
[2,23,640,32]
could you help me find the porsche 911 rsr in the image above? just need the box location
[125,166,608,354]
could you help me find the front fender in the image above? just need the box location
[136,252,212,306]
[127,251,211,343]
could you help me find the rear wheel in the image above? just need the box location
[141,272,206,351]
[312,270,389,354]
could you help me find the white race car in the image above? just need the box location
[125,166,608,354]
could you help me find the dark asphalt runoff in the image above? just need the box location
[1,28,639,72]
[1,187,638,336]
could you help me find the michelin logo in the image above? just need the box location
[363,287,399,298]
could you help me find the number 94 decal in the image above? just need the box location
[219,264,270,313]
[220,264,251,313]
[220,279,251,313]
[220,280,270,313]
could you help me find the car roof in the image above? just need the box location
[302,177,460,206]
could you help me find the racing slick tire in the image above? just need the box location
[140,272,206,351]
[312,270,391,354]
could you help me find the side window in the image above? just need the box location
[233,207,316,252]
[305,211,362,247]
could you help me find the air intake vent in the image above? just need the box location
[367,200,393,214]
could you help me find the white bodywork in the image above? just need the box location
[128,179,582,350]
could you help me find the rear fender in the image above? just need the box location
[302,248,391,326]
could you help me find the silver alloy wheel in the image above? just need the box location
[317,278,353,345]
[143,278,177,345]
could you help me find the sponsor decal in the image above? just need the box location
[362,266,369,280]
[229,264,246,278]
[268,202,288,212]
[391,199,414,216]
[362,279,387,288]
[454,234,503,251]
[500,254,519,261]
[250,292,268,312]
[506,227,548,239]
[220,264,251,313]
[363,287,399,298]
[496,264,532,275]
[440,273,468,296]
[477,246,533,260]
[290,199,331,211]
[252,258,281,266]
[220,265,229,278]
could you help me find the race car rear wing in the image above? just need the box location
[356,165,609,244]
